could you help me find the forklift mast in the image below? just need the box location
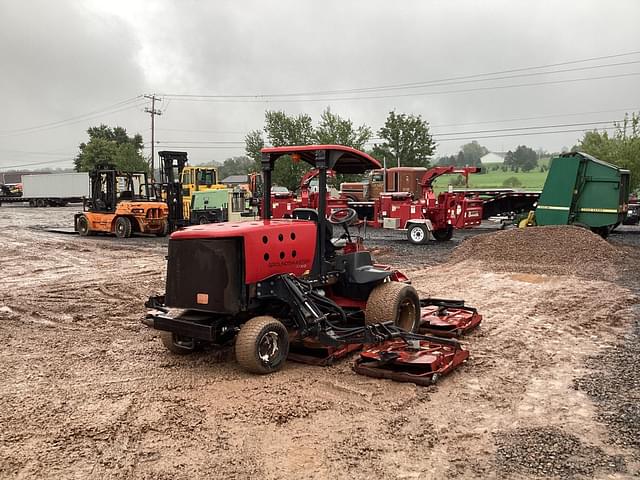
[158,151,189,232]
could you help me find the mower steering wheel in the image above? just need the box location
[328,208,357,226]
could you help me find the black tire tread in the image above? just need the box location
[365,281,420,332]
[115,216,132,238]
[235,316,288,374]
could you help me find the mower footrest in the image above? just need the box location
[418,301,482,338]
[354,340,469,386]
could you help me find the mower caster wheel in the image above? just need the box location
[365,281,420,332]
[160,332,197,354]
[235,316,289,374]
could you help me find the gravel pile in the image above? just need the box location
[495,426,626,478]
[450,226,620,277]
[574,317,640,457]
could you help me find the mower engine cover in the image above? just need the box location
[165,219,317,313]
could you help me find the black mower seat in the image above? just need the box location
[334,251,390,285]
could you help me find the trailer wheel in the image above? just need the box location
[432,226,453,241]
[407,223,429,245]
[28,200,36,207]
[159,332,197,354]
[235,316,289,374]
[77,215,94,236]
[198,216,209,225]
[36,199,46,208]
[114,217,132,238]
[365,281,420,332]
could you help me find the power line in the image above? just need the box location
[161,71,640,104]
[0,96,143,137]
[433,125,622,143]
[0,157,75,171]
[161,50,640,99]
[0,101,147,139]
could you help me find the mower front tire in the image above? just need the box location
[115,216,132,238]
[160,331,197,354]
[365,281,420,332]
[235,316,289,374]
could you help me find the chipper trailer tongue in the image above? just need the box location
[144,145,481,385]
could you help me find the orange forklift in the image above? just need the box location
[74,165,168,238]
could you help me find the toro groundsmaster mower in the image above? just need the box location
[144,145,481,385]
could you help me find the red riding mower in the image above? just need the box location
[144,145,481,385]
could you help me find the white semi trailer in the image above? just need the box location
[0,172,90,207]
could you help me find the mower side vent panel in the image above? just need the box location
[165,238,243,314]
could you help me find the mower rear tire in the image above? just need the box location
[235,316,289,374]
[160,331,197,354]
[77,215,94,236]
[115,216,132,238]
[407,223,429,245]
[365,281,420,332]
[432,226,453,241]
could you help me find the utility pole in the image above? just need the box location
[144,94,162,181]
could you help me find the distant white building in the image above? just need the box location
[480,152,506,164]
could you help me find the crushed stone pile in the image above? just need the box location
[450,225,621,278]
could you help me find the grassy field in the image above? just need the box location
[434,163,549,190]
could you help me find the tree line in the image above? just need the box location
[73,110,640,192]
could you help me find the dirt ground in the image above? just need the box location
[1,205,639,480]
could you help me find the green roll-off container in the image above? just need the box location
[535,152,630,234]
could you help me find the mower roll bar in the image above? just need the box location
[260,145,382,276]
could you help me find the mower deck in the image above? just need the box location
[286,297,481,385]
[354,339,469,386]
[418,298,483,338]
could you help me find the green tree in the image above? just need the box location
[245,129,265,170]
[313,107,372,150]
[75,124,146,172]
[460,141,489,167]
[373,111,435,168]
[575,113,640,189]
[512,145,538,172]
[262,111,315,191]
[216,156,255,180]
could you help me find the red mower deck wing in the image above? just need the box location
[354,340,469,386]
[418,299,483,338]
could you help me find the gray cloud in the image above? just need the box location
[1,0,639,169]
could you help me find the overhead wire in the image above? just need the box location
[160,50,640,99]
[0,96,145,138]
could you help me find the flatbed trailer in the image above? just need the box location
[453,189,541,220]
[0,195,83,207]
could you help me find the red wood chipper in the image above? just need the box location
[144,145,481,385]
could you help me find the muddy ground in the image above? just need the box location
[0,205,639,479]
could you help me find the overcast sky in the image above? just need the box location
[1,0,639,170]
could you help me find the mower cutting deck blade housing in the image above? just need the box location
[354,339,469,386]
[418,298,483,338]
[352,298,481,385]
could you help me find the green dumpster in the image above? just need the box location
[535,152,630,235]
